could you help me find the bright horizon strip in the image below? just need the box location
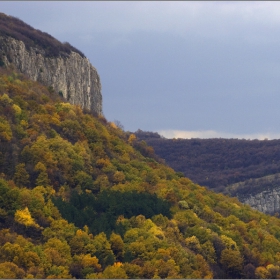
[158,130,280,140]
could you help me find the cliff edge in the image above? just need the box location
[0,12,102,115]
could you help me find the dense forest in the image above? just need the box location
[134,130,280,195]
[226,173,280,198]
[1,68,280,278]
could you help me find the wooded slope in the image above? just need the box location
[0,69,280,278]
[135,130,280,195]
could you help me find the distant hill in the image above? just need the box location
[134,130,280,213]
[1,67,280,278]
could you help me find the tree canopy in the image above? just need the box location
[0,67,280,278]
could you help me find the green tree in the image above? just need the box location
[34,162,50,186]
[92,232,115,268]
[43,237,72,266]
[185,235,202,254]
[220,248,243,278]
[101,263,128,279]
[110,232,124,261]
[13,163,30,188]
[74,170,94,191]
[0,178,20,213]
[0,117,12,142]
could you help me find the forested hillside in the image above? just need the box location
[135,130,280,194]
[1,68,280,278]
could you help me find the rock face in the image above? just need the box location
[238,188,280,214]
[0,36,102,115]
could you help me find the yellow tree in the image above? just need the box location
[255,266,269,279]
[70,254,102,278]
[0,262,25,278]
[97,263,128,279]
[14,207,39,228]
[128,133,136,144]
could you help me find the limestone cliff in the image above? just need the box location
[226,174,280,214]
[0,13,102,115]
[238,189,280,214]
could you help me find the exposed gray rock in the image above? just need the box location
[238,188,280,214]
[0,36,102,115]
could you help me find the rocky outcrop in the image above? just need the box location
[238,188,280,214]
[0,36,102,115]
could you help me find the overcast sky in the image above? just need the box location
[2,1,280,139]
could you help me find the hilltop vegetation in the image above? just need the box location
[1,68,280,278]
[135,130,280,195]
[0,12,84,58]
[226,173,280,198]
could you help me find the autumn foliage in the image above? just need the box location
[1,68,280,278]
